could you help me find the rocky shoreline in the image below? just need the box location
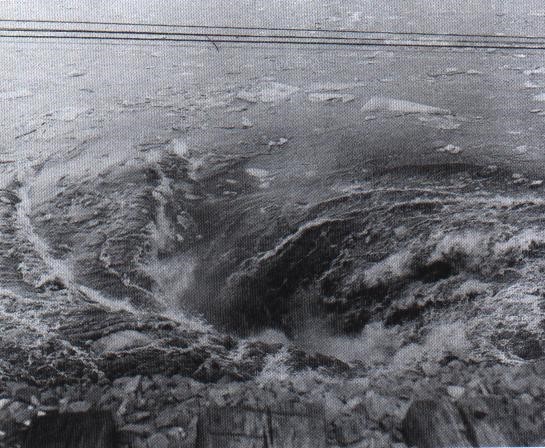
[2,308,545,448]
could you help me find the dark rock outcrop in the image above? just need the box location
[23,411,116,448]
[402,400,472,448]
[402,395,545,448]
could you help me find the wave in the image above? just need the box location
[13,136,545,370]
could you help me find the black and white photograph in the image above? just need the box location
[2,1,545,447]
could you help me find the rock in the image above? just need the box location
[23,411,116,448]
[146,433,170,448]
[457,395,545,447]
[124,375,142,394]
[401,400,472,448]
[519,393,533,405]
[446,386,465,400]
[127,411,151,423]
[118,423,154,444]
[8,401,34,424]
[199,403,326,448]
[67,401,92,413]
[171,384,197,402]
[155,407,179,428]
[7,383,39,403]
[192,357,243,383]
[164,427,188,447]
[40,390,58,406]
[365,391,396,423]
[334,415,367,445]
[91,330,153,354]
[83,385,103,405]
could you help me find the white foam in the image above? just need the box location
[362,248,414,287]
[246,167,272,188]
[171,139,189,158]
[15,170,75,288]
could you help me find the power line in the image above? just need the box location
[3,32,545,51]
[2,26,545,48]
[1,17,544,41]
[4,26,545,48]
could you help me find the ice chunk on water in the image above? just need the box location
[237,82,299,103]
[418,115,461,130]
[0,89,33,100]
[307,81,366,92]
[361,96,450,115]
[49,106,89,121]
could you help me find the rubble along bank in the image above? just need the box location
[2,356,545,447]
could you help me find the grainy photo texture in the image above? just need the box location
[1,1,545,447]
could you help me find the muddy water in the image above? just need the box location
[3,41,545,369]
